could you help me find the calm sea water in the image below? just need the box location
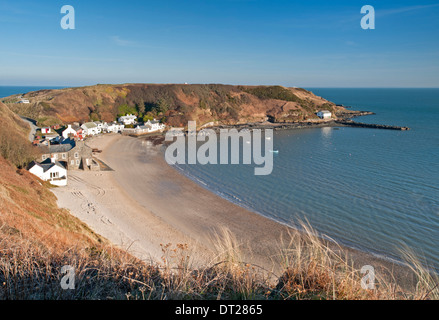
[175,88,439,271]
[0,86,65,98]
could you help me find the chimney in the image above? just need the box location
[51,155,56,163]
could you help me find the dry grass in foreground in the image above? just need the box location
[1,221,438,300]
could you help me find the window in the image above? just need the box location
[54,154,58,159]
[76,160,80,165]
[62,153,66,159]
[74,152,79,159]
[71,160,74,165]
[42,155,47,160]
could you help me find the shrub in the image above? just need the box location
[241,86,303,103]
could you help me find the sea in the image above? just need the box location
[2,86,438,271]
[175,88,439,272]
[0,86,65,99]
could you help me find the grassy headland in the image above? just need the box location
[2,84,343,127]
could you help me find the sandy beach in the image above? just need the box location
[54,133,295,270]
[53,133,416,285]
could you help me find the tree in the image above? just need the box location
[117,104,137,117]
[137,99,145,117]
[143,114,154,122]
[154,98,169,115]
[90,112,100,122]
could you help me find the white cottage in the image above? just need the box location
[106,122,125,133]
[145,119,165,132]
[62,125,77,139]
[118,114,137,125]
[317,110,332,119]
[28,158,67,187]
[81,122,99,136]
[94,121,106,133]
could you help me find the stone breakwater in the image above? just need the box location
[335,120,411,131]
[140,110,410,135]
[207,110,410,132]
[207,119,410,132]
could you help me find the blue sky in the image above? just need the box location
[0,0,438,87]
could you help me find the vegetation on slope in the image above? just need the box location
[0,102,37,168]
[3,84,342,127]
[239,85,302,102]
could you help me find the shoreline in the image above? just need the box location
[170,159,414,271]
[53,133,417,289]
[121,110,409,139]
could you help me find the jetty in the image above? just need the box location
[207,119,410,132]
[335,120,410,131]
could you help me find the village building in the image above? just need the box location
[145,119,166,132]
[118,114,137,125]
[94,121,106,133]
[18,99,30,104]
[28,157,68,187]
[43,133,61,143]
[81,122,100,136]
[132,119,165,135]
[62,124,84,140]
[38,140,99,171]
[106,122,125,133]
[135,124,152,134]
[317,110,332,119]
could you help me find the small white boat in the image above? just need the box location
[269,150,279,154]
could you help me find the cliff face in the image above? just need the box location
[3,84,343,127]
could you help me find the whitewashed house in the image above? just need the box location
[62,124,84,140]
[18,99,30,104]
[94,121,106,134]
[145,119,165,132]
[28,157,67,187]
[62,125,77,139]
[317,110,332,119]
[81,122,99,136]
[135,119,165,134]
[106,122,125,133]
[118,114,137,125]
[135,124,151,134]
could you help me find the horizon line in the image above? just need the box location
[1,84,439,89]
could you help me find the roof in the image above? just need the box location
[82,122,98,129]
[319,110,332,113]
[38,140,75,154]
[30,159,66,173]
[120,114,137,119]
